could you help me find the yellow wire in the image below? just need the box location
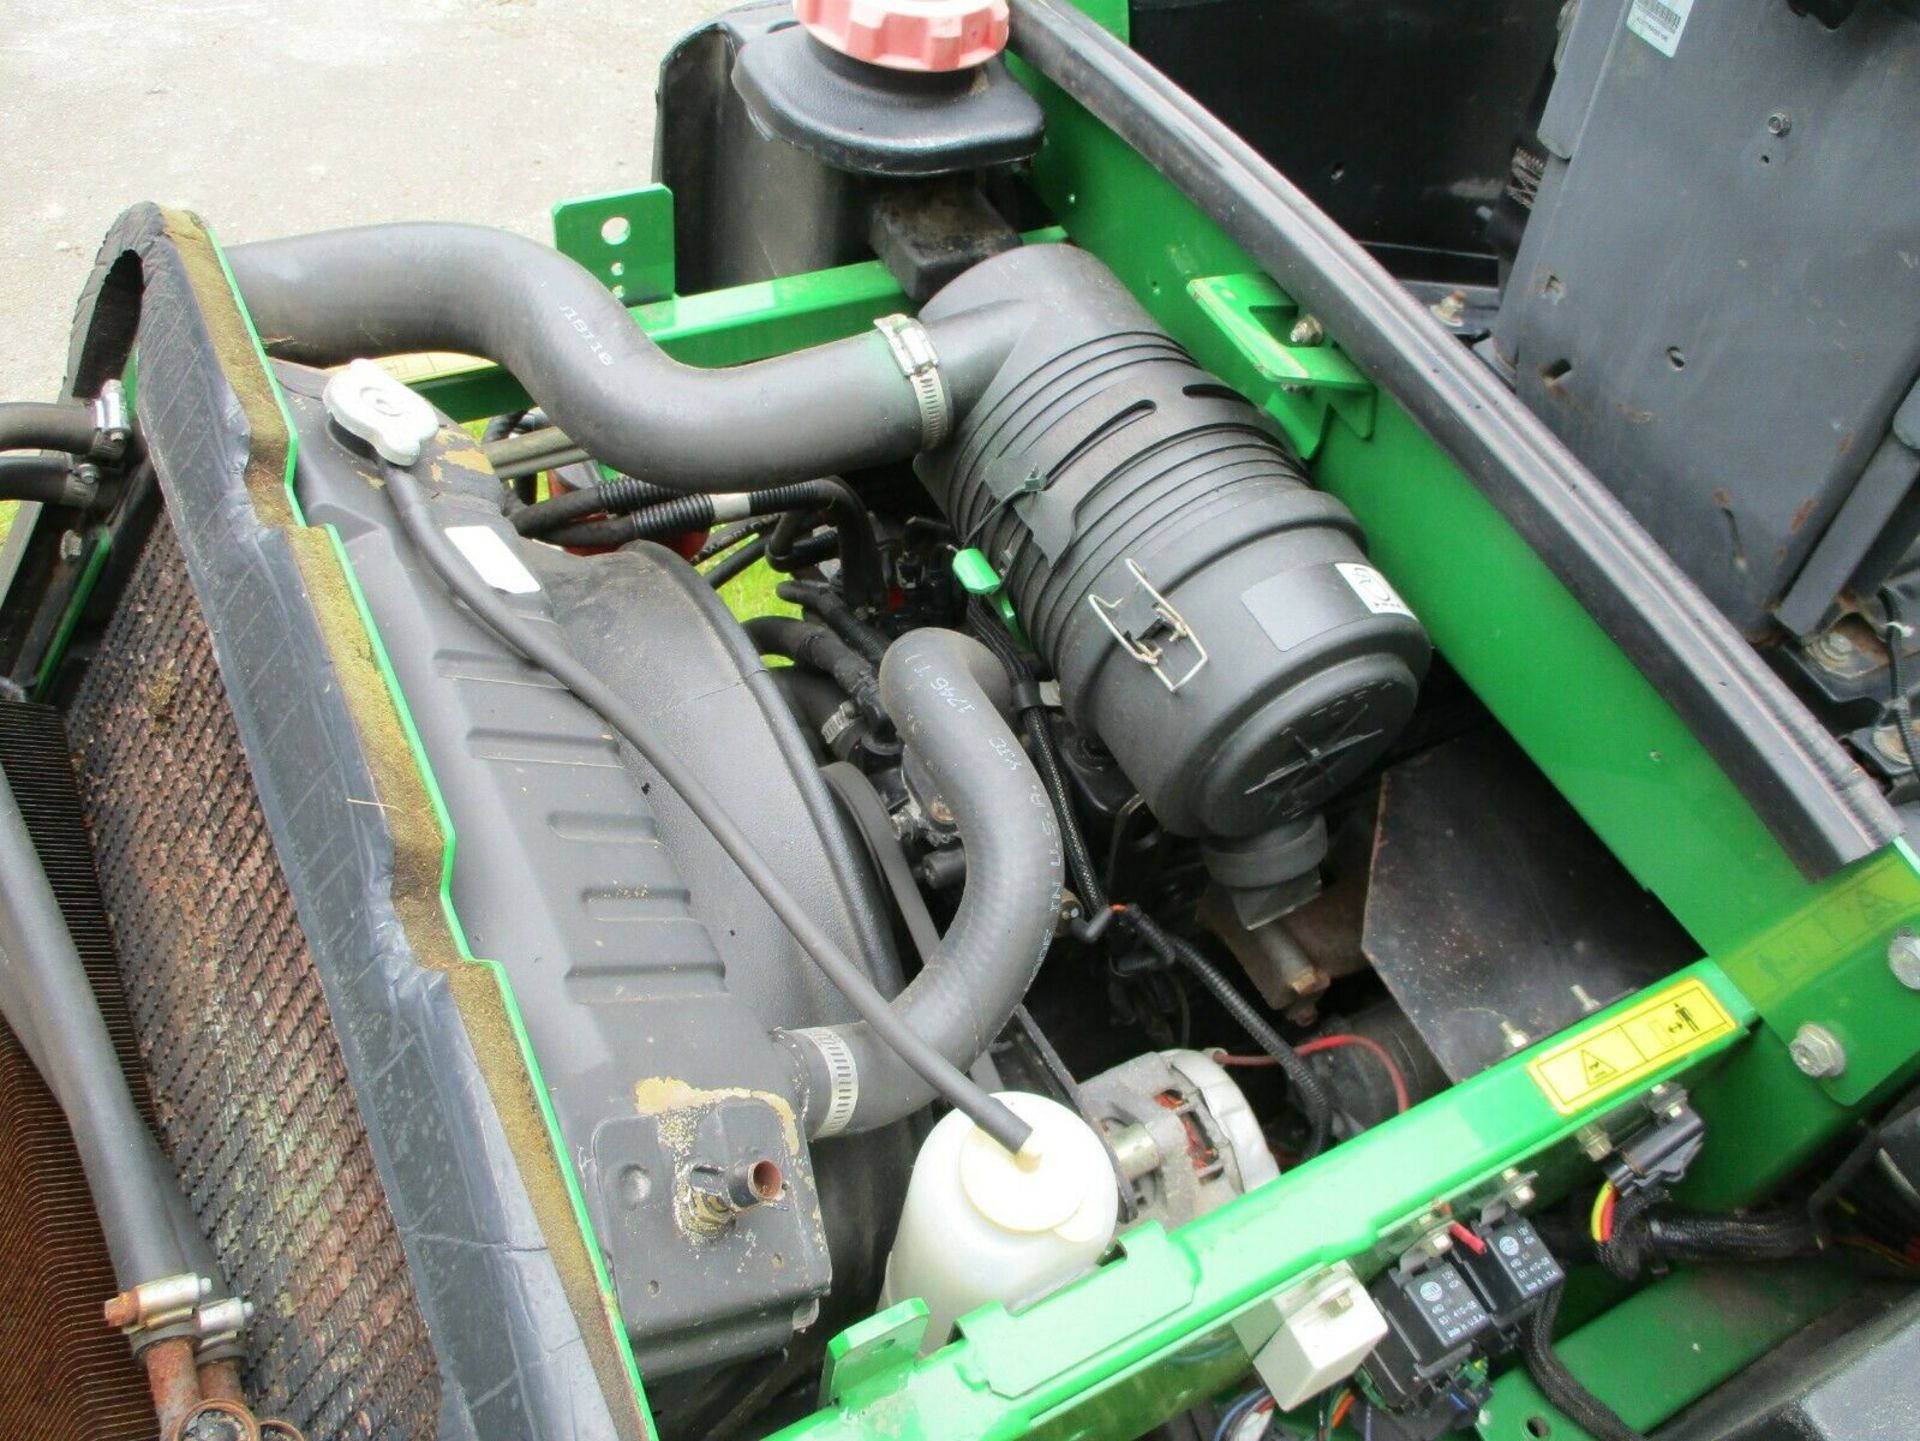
[1589,1181,1614,1242]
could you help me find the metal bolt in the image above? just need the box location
[1430,290,1468,328]
[1575,1124,1612,1162]
[58,529,84,562]
[1766,111,1792,136]
[1809,630,1855,669]
[1287,314,1325,347]
[1872,722,1911,766]
[1889,931,1920,991]
[1789,1023,1847,1079]
[1511,1183,1537,1208]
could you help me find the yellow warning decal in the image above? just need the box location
[1526,978,1739,1115]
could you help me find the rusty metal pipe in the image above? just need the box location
[141,1336,203,1439]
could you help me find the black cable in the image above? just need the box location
[1808,1121,1886,1243]
[1520,1290,1648,1441]
[379,459,1032,1156]
[512,473,681,535]
[0,400,96,456]
[759,478,884,607]
[481,407,530,444]
[540,481,851,551]
[696,519,768,564]
[1598,1183,1822,1280]
[967,602,1104,905]
[1125,906,1333,1160]
[545,494,719,549]
[705,537,767,589]
[1878,588,1920,782]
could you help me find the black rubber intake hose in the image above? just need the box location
[0,400,96,456]
[745,616,888,728]
[227,222,1024,491]
[0,764,196,1293]
[791,630,1064,1139]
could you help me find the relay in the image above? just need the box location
[1361,1260,1493,1408]
[1455,1216,1564,1335]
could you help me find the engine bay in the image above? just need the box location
[1,2,1917,1440]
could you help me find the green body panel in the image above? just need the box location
[1479,1264,1860,1441]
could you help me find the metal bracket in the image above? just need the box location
[1087,558,1208,692]
[550,184,676,305]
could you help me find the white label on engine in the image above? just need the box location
[1627,0,1693,57]
[445,525,541,595]
[1335,562,1415,620]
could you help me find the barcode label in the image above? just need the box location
[1627,0,1694,57]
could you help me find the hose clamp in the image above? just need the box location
[791,1026,860,1138]
[873,314,952,452]
[103,1272,213,1345]
[90,379,132,461]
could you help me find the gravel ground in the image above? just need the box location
[0,0,718,403]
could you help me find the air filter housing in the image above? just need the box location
[918,245,1429,894]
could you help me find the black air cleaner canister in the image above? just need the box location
[918,245,1429,891]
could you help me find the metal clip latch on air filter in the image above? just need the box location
[1087,558,1209,693]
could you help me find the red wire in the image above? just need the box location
[1329,1390,1356,1430]
[1215,1035,1413,1115]
[1448,1221,1487,1255]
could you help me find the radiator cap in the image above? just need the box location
[794,0,1010,72]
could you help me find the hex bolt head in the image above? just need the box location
[1789,1023,1847,1079]
[1890,931,1920,991]
[1766,111,1792,136]
[1809,630,1854,668]
[1873,722,1912,766]
[1287,314,1326,347]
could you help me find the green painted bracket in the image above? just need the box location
[551,184,676,304]
[1187,272,1376,457]
[823,1301,931,1407]
[1714,844,1920,1105]
[1478,1263,1859,1441]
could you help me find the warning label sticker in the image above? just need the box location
[1526,977,1738,1115]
